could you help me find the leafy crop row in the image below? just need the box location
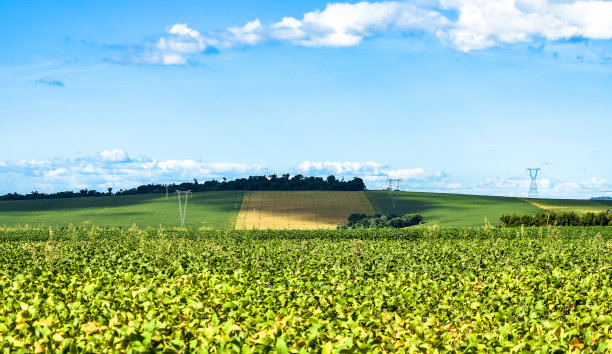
[1,225,611,352]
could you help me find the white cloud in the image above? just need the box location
[297,161,384,175]
[1,153,609,199]
[46,168,68,177]
[158,159,199,170]
[113,1,612,65]
[100,149,128,162]
[291,2,403,46]
[128,23,208,65]
[81,164,103,174]
[161,54,186,65]
[271,17,306,40]
[207,162,266,174]
[167,23,201,38]
[0,151,269,194]
[281,1,449,47]
[296,161,447,182]
[383,168,445,180]
[439,0,612,51]
[227,19,264,45]
[295,161,448,192]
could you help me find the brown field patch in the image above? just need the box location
[519,198,611,214]
[235,191,375,230]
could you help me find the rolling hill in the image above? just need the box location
[1,190,609,228]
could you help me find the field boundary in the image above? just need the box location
[518,198,552,213]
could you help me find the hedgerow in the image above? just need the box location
[500,211,612,227]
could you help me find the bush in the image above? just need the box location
[342,213,423,229]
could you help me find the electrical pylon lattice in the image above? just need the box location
[387,179,402,210]
[527,168,540,198]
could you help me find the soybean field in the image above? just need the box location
[1,225,611,352]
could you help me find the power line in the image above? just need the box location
[175,190,192,227]
[386,179,402,209]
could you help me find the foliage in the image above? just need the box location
[1,226,612,352]
[0,174,366,201]
[500,212,612,227]
[340,213,423,229]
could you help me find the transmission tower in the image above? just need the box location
[387,179,402,210]
[165,184,169,199]
[176,190,192,226]
[527,168,540,198]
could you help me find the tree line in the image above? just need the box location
[0,174,366,201]
[499,211,612,227]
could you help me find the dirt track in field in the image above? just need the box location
[235,191,375,230]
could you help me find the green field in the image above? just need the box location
[0,191,244,228]
[1,190,610,228]
[366,191,544,227]
[1,226,611,352]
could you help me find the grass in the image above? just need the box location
[365,191,543,227]
[235,191,375,229]
[0,191,244,228]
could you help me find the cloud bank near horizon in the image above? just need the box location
[0,152,609,198]
[0,150,268,195]
[111,0,612,65]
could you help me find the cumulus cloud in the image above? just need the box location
[383,168,446,180]
[297,161,447,180]
[111,0,612,65]
[297,161,384,175]
[0,151,268,194]
[113,23,210,65]
[271,2,449,47]
[295,161,448,191]
[35,77,65,87]
[227,19,265,45]
[46,168,68,177]
[1,153,609,199]
[100,149,129,162]
[437,0,612,51]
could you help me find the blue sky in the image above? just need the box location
[1,0,611,198]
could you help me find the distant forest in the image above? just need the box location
[0,174,366,201]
